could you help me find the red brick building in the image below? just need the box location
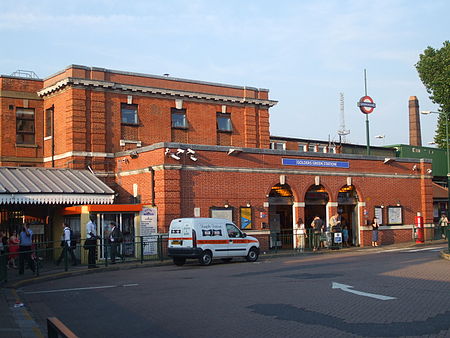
[0,65,433,249]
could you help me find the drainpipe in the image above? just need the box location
[150,167,155,206]
[51,104,55,168]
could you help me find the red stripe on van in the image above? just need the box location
[169,237,192,241]
[230,239,259,244]
[196,240,229,245]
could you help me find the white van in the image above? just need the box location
[168,218,260,266]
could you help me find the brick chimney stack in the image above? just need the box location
[409,96,422,146]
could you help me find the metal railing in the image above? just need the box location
[0,235,170,283]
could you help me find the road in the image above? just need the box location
[16,245,450,337]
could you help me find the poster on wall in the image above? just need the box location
[211,208,233,222]
[240,207,252,229]
[374,207,383,225]
[387,206,403,225]
[140,206,158,255]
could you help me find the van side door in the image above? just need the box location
[226,223,248,257]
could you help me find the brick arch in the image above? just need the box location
[265,180,300,201]
[337,184,361,202]
[301,183,332,202]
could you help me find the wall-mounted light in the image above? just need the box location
[246,201,251,207]
[186,148,195,155]
[227,148,242,156]
[170,154,181,160]
[130,151,139,159]
[224,201,229,208]
[412,164,418,171]
[189,155,198,162]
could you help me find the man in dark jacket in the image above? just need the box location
[108,222,123,264]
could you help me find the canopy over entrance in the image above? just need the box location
[0,167,115,205]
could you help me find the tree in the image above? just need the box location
[415,41,450,149]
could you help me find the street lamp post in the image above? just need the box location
[421,110,450,241]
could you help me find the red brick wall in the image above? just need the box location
[0,77,44,166]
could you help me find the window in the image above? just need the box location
[298,144,307,151]
[307,144,315,152]
[16,108,35,144]
[270,142,286,150]
[45,108,53,137]
[171,108,187,129]
[121,103,138,125]
[217,113,232,132]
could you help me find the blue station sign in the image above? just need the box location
[282,158,350,169]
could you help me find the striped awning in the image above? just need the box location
[0,167,115,205]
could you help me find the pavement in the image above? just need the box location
[0,239,448,338]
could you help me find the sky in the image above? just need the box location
[1,0,448,147]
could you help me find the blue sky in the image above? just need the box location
[1,0,448,146]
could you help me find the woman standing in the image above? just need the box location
[371,217,380,247]
[8,231,20,268]
[295,218,307,252]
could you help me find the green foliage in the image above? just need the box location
[415,41,450,149]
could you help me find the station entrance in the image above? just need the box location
[304,185,329,229]
[337,185,359,246]
[268,183,293,249]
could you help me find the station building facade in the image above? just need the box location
[0,65,434,251]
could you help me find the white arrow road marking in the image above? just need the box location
[332,282,396,301]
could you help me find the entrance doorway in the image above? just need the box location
[338,185,359,246]
[268,184,293,249]
[304,185,329,229]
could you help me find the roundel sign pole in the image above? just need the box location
[357,95,376,155]
[357,70,376,155]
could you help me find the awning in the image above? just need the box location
[0,167,115,205]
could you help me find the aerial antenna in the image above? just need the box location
[337,92,350,143]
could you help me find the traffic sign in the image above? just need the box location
[358,96,376,114]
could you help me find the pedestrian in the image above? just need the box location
[311,216,323,251]
[19,223,35,275]
[294,218,307,252]
[438,213,448,239]
[0,231,7,271]
[108,221,123,264]
[371,216,380,247]
[8,231,20,268]
[85,214,99,269]
[56,223,77,266]
[342,226,349,247]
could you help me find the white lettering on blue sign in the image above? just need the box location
[282,158,350,168]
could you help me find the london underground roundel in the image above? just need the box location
[358,96,376,114]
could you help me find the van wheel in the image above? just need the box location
[246,247,259,262]
[199,251,213,266]
[173,257,186,266]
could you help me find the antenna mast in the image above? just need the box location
[337,92,350,143]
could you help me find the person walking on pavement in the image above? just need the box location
[56,223,77,266]
[8,231,19,269]
[438,213,448,239]
[311,216,323,251]
[19,223,35,275]
[86,214,99,269]
[371,216,380,247]
[108,221,123,264]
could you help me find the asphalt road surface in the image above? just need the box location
[17,244,450,337]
